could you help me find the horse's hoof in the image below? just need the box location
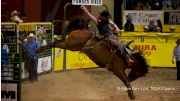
[129,95,135,100]
[128,90,135,100]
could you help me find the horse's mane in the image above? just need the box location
[63,15,88,35]
[132,52,149,75]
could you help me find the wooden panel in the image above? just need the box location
[24,0,41,22]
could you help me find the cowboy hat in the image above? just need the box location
[99,10,111,19]
[11,10,20,16]
[28,33,35,38]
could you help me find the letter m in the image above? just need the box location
[1,90,16,99]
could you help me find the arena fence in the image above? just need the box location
[1,23,21,101]
[1,23,180,74]
[53,32,180,71]
[18,22,53,74]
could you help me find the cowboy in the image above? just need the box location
[80,6,134,60]
[172,39,180,80]
[11,10,23,23]
[25,33,39,83]
[80,5,122,46]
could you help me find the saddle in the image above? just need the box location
[82,34,135,70]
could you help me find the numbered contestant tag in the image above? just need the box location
[72,0,102,5]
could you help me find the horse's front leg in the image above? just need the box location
[113,68,135,100]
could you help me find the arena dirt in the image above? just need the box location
[21,68,180,101]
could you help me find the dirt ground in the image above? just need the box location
[21,68,180,101]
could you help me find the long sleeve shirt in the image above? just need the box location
[81,6,120,31]
[27,40,39,58]
[172,45,180,61]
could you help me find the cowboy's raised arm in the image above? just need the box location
[80,5,98,25]
[109,19,122,34]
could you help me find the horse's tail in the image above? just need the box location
[128,51,149,82]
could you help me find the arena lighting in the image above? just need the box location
[169,26,175,32]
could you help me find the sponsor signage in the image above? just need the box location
[164,11,180,25]
[124,11,163,25]
[72,0,102,5]
[1,83,18,101]
[38,56,52,73]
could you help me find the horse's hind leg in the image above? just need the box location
[113,69,135,100]
[36,40,67,53]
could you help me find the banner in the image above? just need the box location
[131,42,176,67]
[121,32,180,67]
[164,11,180,25]
[124,11,163,25]
[18,22,52,31]
[1,83,18,101]
[38,56,52,73]
[72,0,102,5]
[66,50,97,69]
[1,23,16,31]
[123,10,180,32]
[54,48,64,71]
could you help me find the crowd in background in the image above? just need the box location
[123,15,163,32]
[126,0,180,10]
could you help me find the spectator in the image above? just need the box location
[172,0,180,10]
[124,15,134,31]
[156,19,162,32]
[162,2,173,10]
[148,20,157,32]
[134,2,142,10]
[1,44,11,80]
[162,0,172,7]
[163,4,173,10]
[11,10,23,23]
[143,2,151,10]
[1,44,9,67]
[21,38,29,79]
[172,39,180,80]
[26,33,39,83]
[1,48,9,64]
[153,2,161,10]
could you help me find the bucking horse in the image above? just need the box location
[36,15,148,100]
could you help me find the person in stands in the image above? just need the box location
[124,15,134,31]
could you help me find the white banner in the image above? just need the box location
[1,83,17,101]
[38,56,52,73]
[124,11,163,25]
[72,0,102,5]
